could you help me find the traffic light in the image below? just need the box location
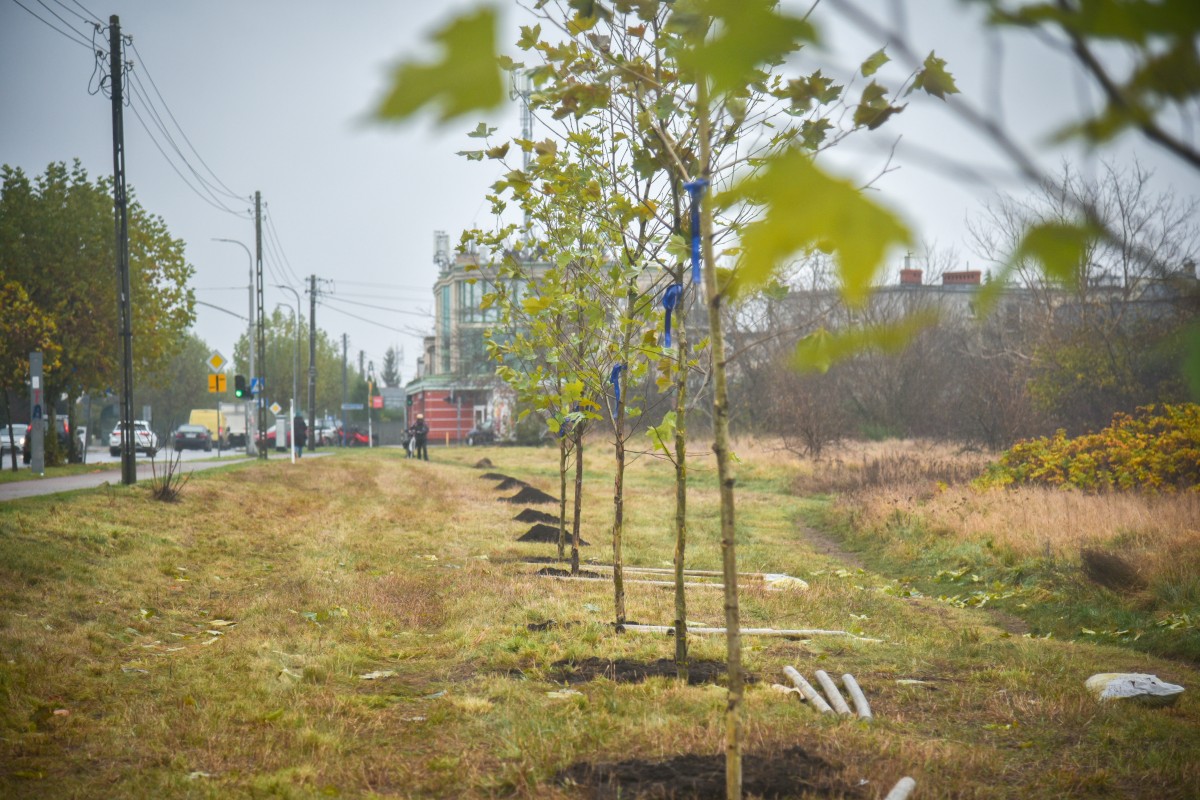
[406,395,413,407]
[234,374,248,398]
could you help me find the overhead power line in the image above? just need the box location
[67,0,101,23]
[129,41,247,203]
[317,300,428,335]
[45,0,91,26]
[10,0,93,49]
[320,294,432,318]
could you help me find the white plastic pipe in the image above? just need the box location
[783,666,834,714]
[814,669,853,715]
[884,776,916,800]
[842,673,873,720]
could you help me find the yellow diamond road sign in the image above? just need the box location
[207,351,227,373]
[269,402,282,415]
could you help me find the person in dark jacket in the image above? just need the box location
[293,415,308,458]
[412,413,429,461]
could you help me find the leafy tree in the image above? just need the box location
[969,159,1198,431]
[0,161,194,464]
[0,274,60,470]
[381,346,401,388]
[838,0,1200,395]
[232,309,363,428]
[132,333,216,440]
[374,3,954,796]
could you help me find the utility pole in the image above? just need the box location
[366,361,374,449]
[308,274,317,449]
[109,16,136,485]
[255,191,267,459]
[341,333,348,446]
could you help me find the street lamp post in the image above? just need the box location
[213,238,256,456]
[272,285,302,437]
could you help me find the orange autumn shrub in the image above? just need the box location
[982,403,1200,493]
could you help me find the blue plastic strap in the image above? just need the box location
[683,178,709,284]
[609,364,625,404]
[662,283,682,347]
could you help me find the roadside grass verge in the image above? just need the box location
[0,442,1196,798]
[801,439,1200,662]
[0,462,120,484]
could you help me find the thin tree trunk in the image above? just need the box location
[571,426,583,575]
[698,77,743,800]
[673,278,689,680]
[558,435,568,562]
[612,410,626,626]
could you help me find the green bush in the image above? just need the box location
[981,404,1200,492]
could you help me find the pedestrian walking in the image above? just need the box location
[293,414,307,459]
[412,413,429,461]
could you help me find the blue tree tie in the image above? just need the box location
[683,178,709,284]
[662,283,682,347]
[610,364,625,404]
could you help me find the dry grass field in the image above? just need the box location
[0,440,1197,798]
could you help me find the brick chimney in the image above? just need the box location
[942,270,982,285]
[900,269,923,285]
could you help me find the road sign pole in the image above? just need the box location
[29,351,44,475]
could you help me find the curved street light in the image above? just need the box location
[213,238,256,455]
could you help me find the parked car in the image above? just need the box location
[109,420,159,457]
[21,419,83,463]
[1,424,28,458]
[466,420,495,446]
[172,424,213,452]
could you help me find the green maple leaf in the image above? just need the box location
[1014,221,1099,286]
[910,51,959,100]
[375,8,504,123]
[676,0,817,96]
[861,48,890,77]
[720,148,911,305]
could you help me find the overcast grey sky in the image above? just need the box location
[4,1,1196,390]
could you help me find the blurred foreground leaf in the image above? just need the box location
[375,8,504,123]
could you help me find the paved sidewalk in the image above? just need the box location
[0,455,324,502]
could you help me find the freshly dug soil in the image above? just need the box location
[495,477,530,491]
[473,458,494,469]
[514,508,559,524]
[479,472,511,481]
[547,657,755,686]
[519,524,590,545]
[526,619,579,632]
[537,567,602,579]
[501,486,558,504]
[556,746,861,799]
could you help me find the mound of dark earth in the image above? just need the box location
[496,477,530,491]
[501,486,558,504]
[537,567,602,579]
[547,657,756,686]
[557,746,860,799]
[479,472,511,480]
[473,458,495,469]
[514,508,559,524]
[519,524,590,545]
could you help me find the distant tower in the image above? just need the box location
[433,230,451,275]
[510,71,534,239]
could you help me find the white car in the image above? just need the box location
[109,420,159,456]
